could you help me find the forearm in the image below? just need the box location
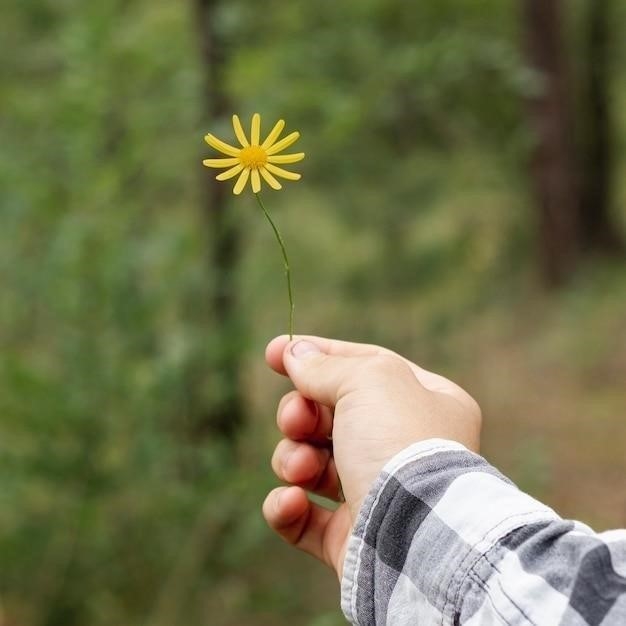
[341,439,626,625]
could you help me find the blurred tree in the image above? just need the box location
[521,0,581,286]
[194,0,244,444]
[579,0,624,253]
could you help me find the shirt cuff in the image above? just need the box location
[340,438,559,625]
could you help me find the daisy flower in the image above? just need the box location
[203,113,305,195]
[201,113,304,338]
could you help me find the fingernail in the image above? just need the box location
[290,340,321,359]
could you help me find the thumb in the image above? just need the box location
[283,339,400,407]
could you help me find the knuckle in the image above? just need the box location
[360,353,408,378]
[338,353,414,399]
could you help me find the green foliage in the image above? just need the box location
[1,0,625,624]
[0,2,251,623]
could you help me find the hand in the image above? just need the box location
[262,335,482,579]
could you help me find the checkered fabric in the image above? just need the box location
[341,439,626,625]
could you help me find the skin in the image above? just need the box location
[262,335,482,580]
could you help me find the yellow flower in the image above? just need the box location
[203,113,305,195]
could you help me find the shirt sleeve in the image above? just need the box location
[340,439,626,625]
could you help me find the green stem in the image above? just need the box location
[255,193,294,339]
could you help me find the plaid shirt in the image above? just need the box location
[341,439,626,625]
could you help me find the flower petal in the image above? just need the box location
[265,131,300,156]
[260,167,282,190]
[233,168,250,195]
[267,152,305,165]
[264,162,302,181]
[205,133,240,157]
[203,157,240,168]
[251,169,261,193]
[232,115,249,147]
[216,163,243,181]
[261,119,285,149]
[251,113,261,146]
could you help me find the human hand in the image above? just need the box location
[262,335,482,579]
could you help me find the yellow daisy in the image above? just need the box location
[203,113,305,195]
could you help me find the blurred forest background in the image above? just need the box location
[1,0,625,624]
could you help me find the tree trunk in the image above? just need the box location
[579,0,624,253]
[521,0,581,286]
[193,0,243,443]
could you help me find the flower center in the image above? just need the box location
[239,145,267,169]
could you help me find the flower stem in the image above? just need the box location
[254,193,294,340]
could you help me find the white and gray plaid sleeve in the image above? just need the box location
[340,439,626,625]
